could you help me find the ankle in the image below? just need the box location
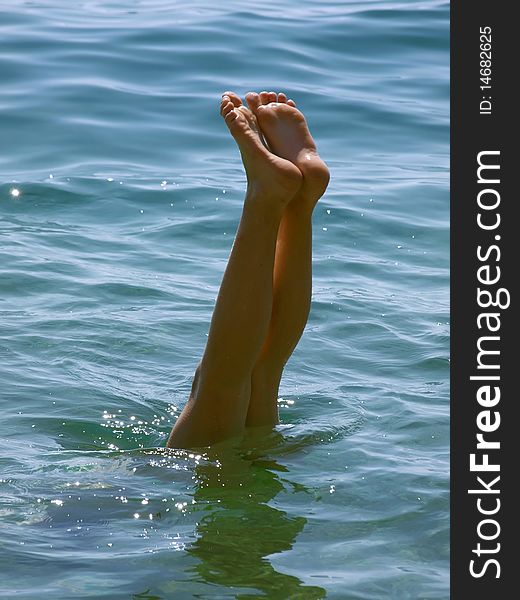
[244,161,303,201]
[244,184,291,216]
[287,193,319,217]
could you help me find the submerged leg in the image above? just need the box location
[245,92,330,427]
[167,93,302,449]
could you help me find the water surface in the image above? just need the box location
[1,1,449,598]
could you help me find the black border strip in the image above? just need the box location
[451,1,513,596]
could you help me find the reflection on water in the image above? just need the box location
[185,434,326,599]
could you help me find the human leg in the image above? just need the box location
[245,92,330,427]
[167,94,302,449]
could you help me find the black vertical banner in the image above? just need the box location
[451,1,513,598]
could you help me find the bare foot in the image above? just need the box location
[245,91,330,209]
[220,91,302,201]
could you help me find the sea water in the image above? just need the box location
[0,1,449,598]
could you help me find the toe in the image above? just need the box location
[224,108,238,124]
[277,92,287,103]
[259,91,270,105]
[267,91,277,103]
[220,98,235,117]
[222,91,243,107]
[245,92,261,113]
[287,99,296,107]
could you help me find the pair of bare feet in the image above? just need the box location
[220,91,330,209]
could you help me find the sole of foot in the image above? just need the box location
[220,92,302,203]
[245,91,330,207]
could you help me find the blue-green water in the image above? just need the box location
[0,1,449,598]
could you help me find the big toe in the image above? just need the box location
[220,96,235,117]
[245,92,261,113]
[222,91,243,107]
